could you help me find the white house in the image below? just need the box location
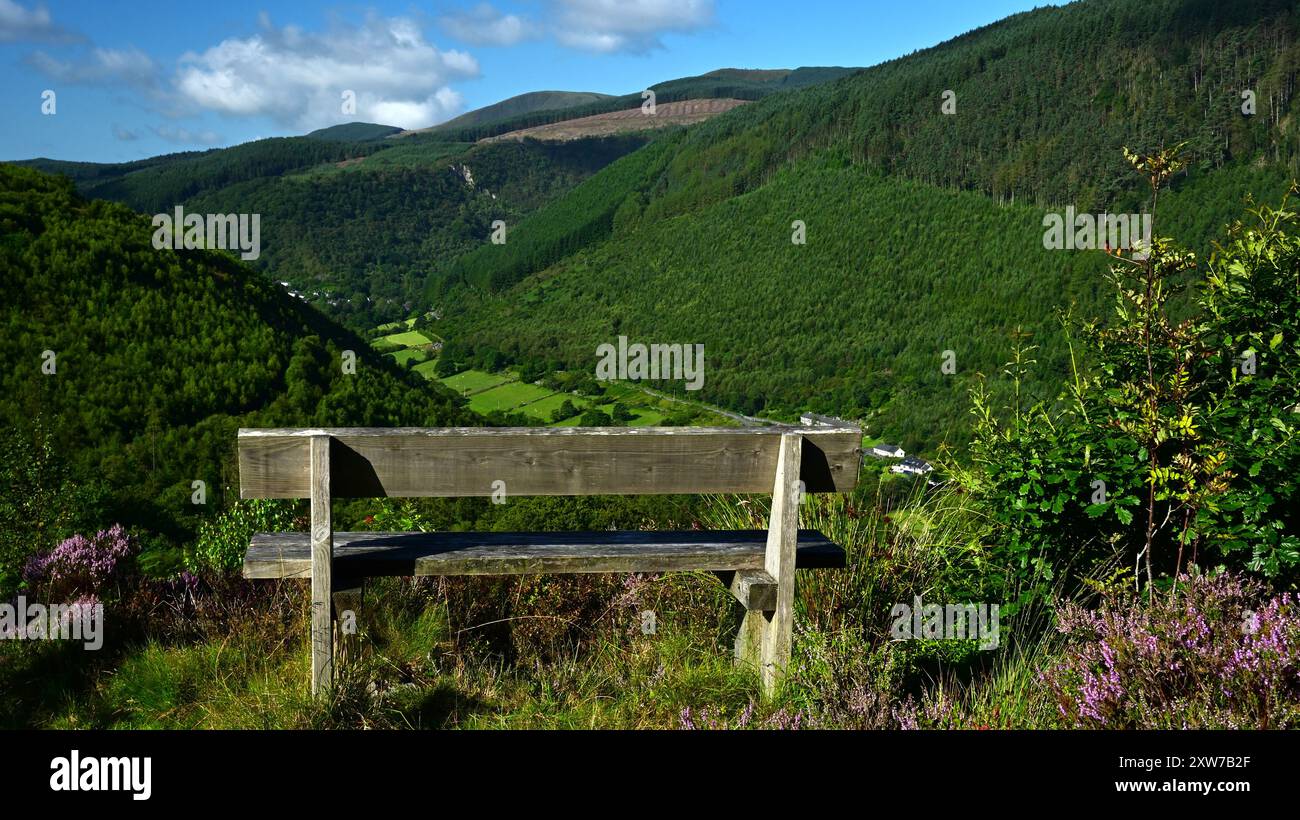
[800,412,854,428]
[890,457,933,476]
[872,443,905,459]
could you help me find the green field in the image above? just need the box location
[368,319,446,378]
[627,408,666,426]
[376,317,417,333]
[381,330,434,348]
[518,392,588,421]
[600,382,638,400]
[467,381,556,415]
[387,348,428,366]
[441,369,513,394]
[377,319,722,426]
[592,402,666,426]
[432,363,728,426]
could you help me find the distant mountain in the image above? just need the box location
[8,66,861,332]
[407,91,615,136]
[306,122,403,142]
[16,152,202,184]
[423,66,862,142]
[13,137,375,214]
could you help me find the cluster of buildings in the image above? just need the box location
[796,414,936,478]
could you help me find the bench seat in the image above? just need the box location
[243,529,846,579]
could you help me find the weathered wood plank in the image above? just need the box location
[243,529,845,579]
[759,433,801,696]
[309,435,332,696]
[715,569,778,611]
[734,605,764,670]
[237,426,861,499]
[332,576,362,673]
[238,426,860,438]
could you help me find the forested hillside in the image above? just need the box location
[13,65,864,336]
[0,165,474,589]
[20,137,378,215]
[184,134,650,327]
[429,0,1300,447]
[305,122,403,142]
[21,132,650,329]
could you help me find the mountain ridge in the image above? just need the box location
[425,0,1300,447]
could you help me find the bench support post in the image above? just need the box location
[332,577,363,672]
[734,433,802,697]
[310,435,333,696]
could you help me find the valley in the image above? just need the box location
[4,0,1300,737]
[368,317,734,427]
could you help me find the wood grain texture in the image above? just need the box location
[332,578,362,673]
[243,529,846,579]
[237,426,862,499]
[722,569,778,611]
[759,433,802,696]
[735,607,764,670]
[309,435,332,696]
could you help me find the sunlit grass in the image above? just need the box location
[4,480,1068,730]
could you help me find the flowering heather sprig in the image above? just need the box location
[1222,592,1298,695]
[60,594,102,628]
[679,702,809,730]
[170,570,201,596]
[22,524,134,598]
[1041,572,1300,728]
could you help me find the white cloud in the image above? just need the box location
[111,124,138,142]
[173,13,480,130]
[0,0,75,43]
[553,0,715,53]
[440,3,541,47]
[438,0,716,54]
[370,88,467,128]
[26,46,157,89]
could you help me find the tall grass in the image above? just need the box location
[694,479,1025,726]
[4,476,1080,729]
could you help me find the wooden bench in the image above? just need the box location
[237,424,862,697]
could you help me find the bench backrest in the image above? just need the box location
[238,426,862,499]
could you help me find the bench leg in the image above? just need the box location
[332,578,363,672]
[715,570,775,672]
[310,435,333,696]
[753,433,802,697]
[734,607,765,669]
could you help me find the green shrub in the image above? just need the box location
[961,148,1300,602]
[189,499,299,573]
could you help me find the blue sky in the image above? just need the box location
[1,0,1061,162]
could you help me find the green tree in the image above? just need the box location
[550,400,579,423]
